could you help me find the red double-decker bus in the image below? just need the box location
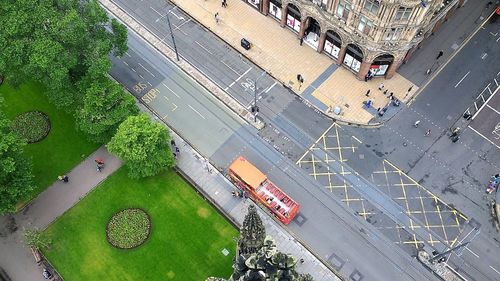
[228,156,300,225]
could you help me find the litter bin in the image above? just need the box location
[241,38,251,50]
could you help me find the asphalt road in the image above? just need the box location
[107,0,500,280]
[346,17,500,280]
[108,22,438,280]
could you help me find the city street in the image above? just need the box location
[108,27,437,280]
[2,0,499,280]
[103,0,500,280]
[346,15,500,280]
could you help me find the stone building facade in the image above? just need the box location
[241,0,466,80]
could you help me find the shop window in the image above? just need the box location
[336,0,351,21]
[384,28,401,41]
[364,0,379,15]
[269,0,282,20]
[357,16,373,35]
[286,5,301,33]
[247,0,260,9]
[343,44,363,73]
[395,7,412,20]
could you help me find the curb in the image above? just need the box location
[167,0,379,128]
[101,0,264,130]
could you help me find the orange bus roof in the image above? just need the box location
[229,156,267,190]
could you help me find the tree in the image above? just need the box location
[0,0,128,108]
[76,78,139,143]
[0,100,35,214]
[24,228,51,250]
[107,114,175,179]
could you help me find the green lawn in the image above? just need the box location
[0,82,100,198]
[42,168,238,281]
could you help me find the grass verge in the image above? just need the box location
[42,167,237,280]
[0,81,100,198]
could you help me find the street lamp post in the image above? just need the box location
[252,71,267,122]
[165,11,180,61]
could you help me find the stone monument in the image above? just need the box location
[207,205,314,281]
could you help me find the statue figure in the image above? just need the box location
[206,205,314,281]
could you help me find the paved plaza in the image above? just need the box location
[165,0,417,124]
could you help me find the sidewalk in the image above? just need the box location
[0,146,121,281]
[170,0,416,124]
[147,103,343,281]
[0,121,341,281]
[398,0,498,87]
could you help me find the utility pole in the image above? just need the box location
[428,242,470,263]
[165,11,180,61]
[252,71,267,122]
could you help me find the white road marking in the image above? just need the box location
[454,71,470,88]
[173,18,191,33]
[138,74,144,79]
[486,104,500,115]
[162,82,180,98]
[170,10,184,20]
[123,61,129,66]
[171,103,178,111]
[138,62,156,77]
[131,68,136,73]
[465,247,479,258]
[147,81,153,87]
[125,52,131,57]
[162,115,168,120]
[468,125,500,149]
[265,81,278,93]
[472,84,500,119]
[195,41,213,55]
[150,6,163,17]
[188,104,206,119]
[221,60,241,75]
[495,78,499,87]
[163,95,169,101]
[490,265,500,276]
[351,136,362,144]
[225,67,253,91]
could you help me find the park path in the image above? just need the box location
[0,146,121,281]
[0,130,340,280]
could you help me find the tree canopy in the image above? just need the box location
[0,100,35,214]
[76,78,139,143]
[107,114,175,179]
[0,0,128,108]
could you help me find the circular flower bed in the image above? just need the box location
[106,208,151,249]
[11,111,51,143]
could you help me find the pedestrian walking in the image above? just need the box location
[365,89,371,97]
[383,89,388,95]
[436,50,443,60]
[364,70,372,82]
[300,258,305,263]
[299,36,304,46]
[222,0,227,8]
[95,158,105,172]
[214,12,220,24]
[425,129,431,136]
[388,92,393,99]
[414,120,420,128]
[58,175,69,183]
[378,83,385,91]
